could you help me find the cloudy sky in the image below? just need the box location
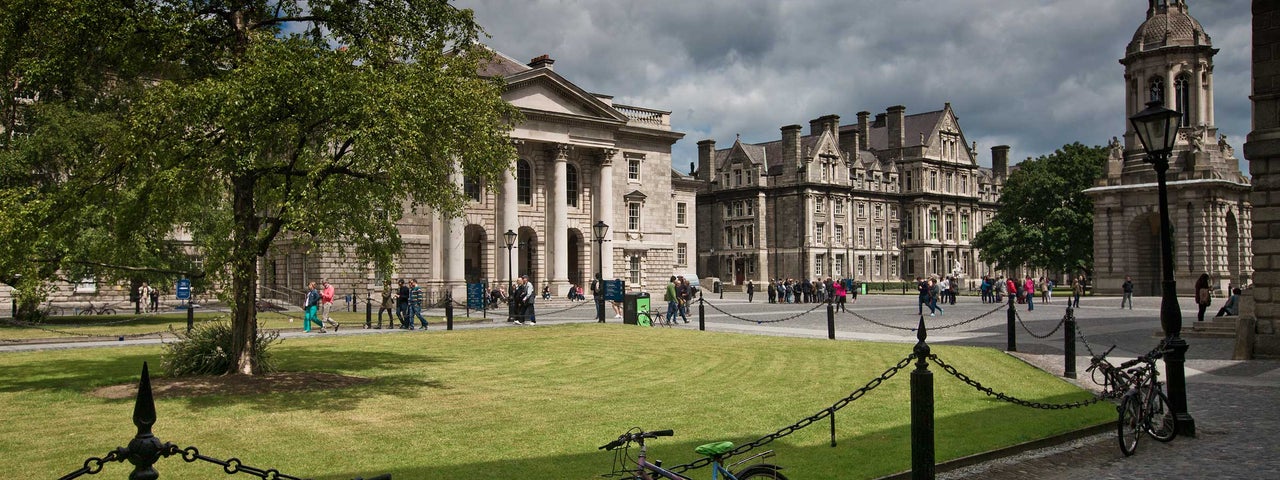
[454,0,1251,172]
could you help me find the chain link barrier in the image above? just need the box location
[61,443,388,480]
[57,450,123,479]
[843,302,1005,331]
[929,354,1109,409]
[1013,308,1067,339]
[654,354,917,475]
[700,298,827,324]
[1,313,236,344]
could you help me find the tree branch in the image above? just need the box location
[248,16,326,31]
[38,259,204,278]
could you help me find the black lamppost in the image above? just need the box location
[504,229,517,321]
[593,221,609,323]
[1130,99,1196,437]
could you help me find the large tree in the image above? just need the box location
[972,142,1107,275]
[0,1,517,374]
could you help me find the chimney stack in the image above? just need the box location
[886,105,906,151]
[781,125,803,168]
[991,145,1010,179]
[528,54,555,70]
[697,140,717,182]
[857,111,870,150]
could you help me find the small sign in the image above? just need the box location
[466,282,486,310]
[176,278,191,300]
[604,279,625,302]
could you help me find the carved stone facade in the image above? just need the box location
[1241,0,1280,353]
[1085,0,1252,295]
[260,52,691,300]
[694,104,1005,286]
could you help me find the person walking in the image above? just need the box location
[376,280,395,328]
[1023,275,1035,311]
[677,276,692,323]
[1121,275,1134,309]
[663,276,679,326]
[833,278,848,312]
[916,276,928,315]
[1071,277,1083,308]
[303,281,325,333]
[767,279,777,304]
[1039,277,1049,304]
[396,279,411,329]
[515,275,536,325]
[746,280,755,303]
[407,279,428,329]
[148,284,160,312]
[928,277,944,316]
[1195,273,1213,322]
[320,280,340,331]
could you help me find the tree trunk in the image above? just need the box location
[229,176,260,375]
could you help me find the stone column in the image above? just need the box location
[549,143,571,295]
[500,144,521,287]
[444,164,466,298]
[756,192,770,282]
[429,207,443,289]
[597,149,617,281]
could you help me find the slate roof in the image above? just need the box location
[477,49,532,78]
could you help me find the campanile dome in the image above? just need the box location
[1127,0,1211,55]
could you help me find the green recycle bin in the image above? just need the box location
[623,292,650,325]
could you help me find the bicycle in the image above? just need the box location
[1086,344,1177,456]
[74,302,117,316]
[599,428,787,480]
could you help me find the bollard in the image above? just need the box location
[136,299,142,315]
[186,303,194,333]
[445,293,454,331]
[910,316,934,480]
[829,408,837,447]
[1006,295,1016,352]
[1063,307,1076,379]
[366,293,372,328]
[698,293,705,331]
[827,301,835,340]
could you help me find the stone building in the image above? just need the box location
[1241,0,1280,357]
[1085,0,1251,296]
[694,104,1006,287]
[261,51,691,301]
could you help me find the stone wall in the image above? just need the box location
[1243,0,1280,351]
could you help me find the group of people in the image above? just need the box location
[764,278,857,309]
[916,276,952,316]
[661,276,696,325]
[303,280,342,333]
[371,278,428,330]
[135,282,162,313]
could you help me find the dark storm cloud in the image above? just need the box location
[458,0,1252,171]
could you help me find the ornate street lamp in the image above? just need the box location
[1129,99,1196,436]
[504,229,517,322]
[593,221,609,323]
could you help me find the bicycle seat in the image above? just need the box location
[694,441,734,457]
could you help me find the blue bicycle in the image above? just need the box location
[600,428,788,480]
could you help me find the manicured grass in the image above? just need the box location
[0,310,481,341]
[0,324,1112,479]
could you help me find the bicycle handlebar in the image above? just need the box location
[598,429,675,450]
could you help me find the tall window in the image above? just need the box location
[904,171,912,192]
[960,174,967,194]
[1175,74,1191,127]
[834,255,843,277]
[517,159,532,204]
[628,202,641,230]
[630,256,642,284]
[815,198,824,213]
[677,243,687,266]
[891,256,899,277]
[724,204,732,218]
[875,228,883,248]
[815,255,824,277]
[746,226,754,246]
[834,199,844,214]
[628,159,641,181]
[858,228,866,246]
[960,214,970,241]
[676,203,688,226]
[735,201,744,217]
[945,173,953,192]
[930,171,938,190]
[816,223,825,242]
[464,176,481,201]
[929,212,939,240]
[834,224,844,243]
[857,256,866,277]
[874,204,882,219]
[904,213,913,240]
[745,201,754,216]
[736,227,745,247]
[945,213,955,240]
[1150,77,1165,104]
[891,228,898,246]
[874,255,883,276]
[735,169,743,186]
[566,164,579,207]
[857,202,866,217]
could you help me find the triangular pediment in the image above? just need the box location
[504,69,628,124]
[624,190,647,201]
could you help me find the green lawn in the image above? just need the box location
[0,324,1112,479]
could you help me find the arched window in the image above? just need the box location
[566,164,579,208]
[1175,74,1191,127]
[517,159,532,205]
[1149,77,1165,104]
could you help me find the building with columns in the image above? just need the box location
[1085,0,1251,296]
[260,51,691,300]
[694,104,1006,287]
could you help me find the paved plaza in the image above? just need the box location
[4,292,1278,478]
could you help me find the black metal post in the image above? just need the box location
[136,298,142,315]
[506,244,515,323]
[910,316,934,480]
[1006,295,1016,352]
[829,408,837,447]
[1150,150,1195,437]
[186,303,194,333]
[126,362,170,480]
[596,237,605,323]
[698,292,705,331]
[366,293,372,328]
[1063,307,1076,379]
[826,301,835,340]
[445,293,454,331]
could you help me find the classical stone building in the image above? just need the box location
[1241,0,1280,357]
[694,104,1006,287]
[1085,0,1251,296]
[261,51,692,300]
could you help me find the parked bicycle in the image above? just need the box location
[1086,344,1177,456]
[74,302,117,316]
[599,428,787,479]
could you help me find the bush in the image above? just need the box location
[161,321,280,376]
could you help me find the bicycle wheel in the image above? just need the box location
[1117,394,1141,456]
[1144,387,1177,442]
[101,308,116,315]
[733,465,789,480]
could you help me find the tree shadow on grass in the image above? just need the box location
[0,352,162,394]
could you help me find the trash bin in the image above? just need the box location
[623,292,651,325]
[860,282,867,295]
[713,281,722,294]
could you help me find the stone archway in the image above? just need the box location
[1129,213,1162,296]
[518,226,538,285]
[568,229,584,289]
[464,225,487,284]
[1226,210,1242,288]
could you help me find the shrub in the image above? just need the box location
[161,321,280,376]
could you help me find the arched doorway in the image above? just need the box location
[1226,211,1241,288]
[568,229,584,289]
[518,226,538,285]
[1130,213,1162,296]
[464,225,487,284]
